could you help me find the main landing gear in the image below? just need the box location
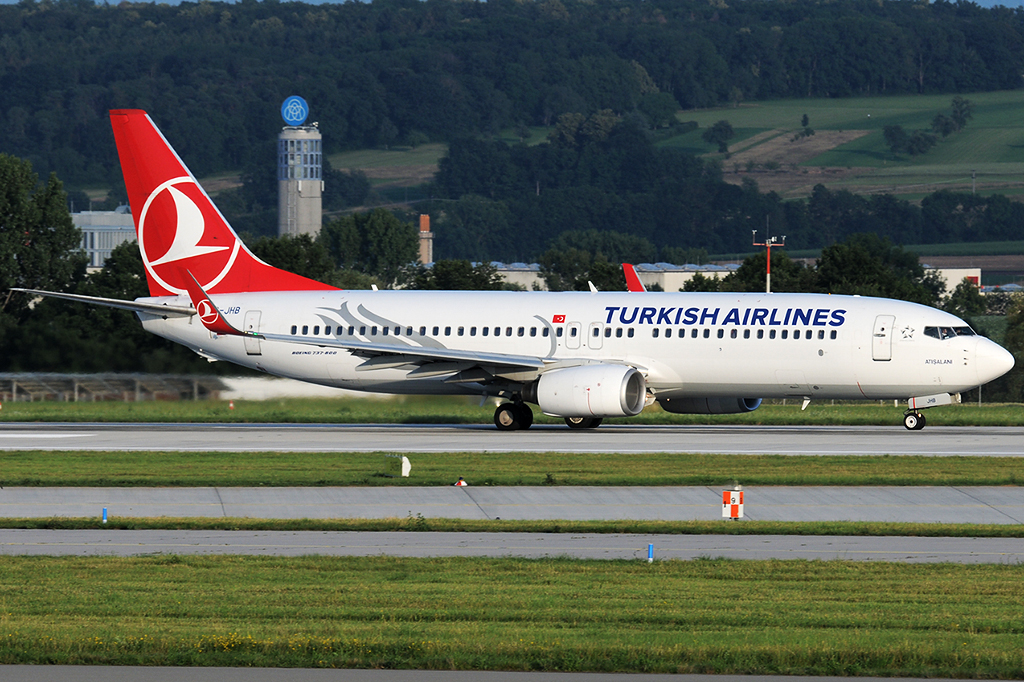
[903,411,926,431]
[564,416,603,429]
[494,402,534,431]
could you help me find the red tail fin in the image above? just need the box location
[622,263,646,293]
[109,110,337,297]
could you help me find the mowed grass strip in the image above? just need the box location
[2,451,1023,487]
[3,517,1023,538]
[0,556,1022,676]
[2,397,1022,426]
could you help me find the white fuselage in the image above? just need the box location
[138,290,1011,401]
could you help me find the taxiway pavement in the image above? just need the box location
[2,423,1023,456]
[2,485,1022,524]
[3,530,1022,563]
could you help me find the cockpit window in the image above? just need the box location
[924,326,976,340]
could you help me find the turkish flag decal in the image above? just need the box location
[553,314,566,324]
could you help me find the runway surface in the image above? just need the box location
[3,529,1022,563]
[3,485,1022,523]
[2,422,1023,455]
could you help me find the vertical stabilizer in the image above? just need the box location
[109,110,337,297]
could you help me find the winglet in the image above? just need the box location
[181,269,247,336]
[623,263,646,292]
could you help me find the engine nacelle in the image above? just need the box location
[530,364,646,418]
[657,396,762,415]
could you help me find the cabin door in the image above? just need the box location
[872,315,894,361]
[244,310,262,355]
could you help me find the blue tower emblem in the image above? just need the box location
[281,96,309,126]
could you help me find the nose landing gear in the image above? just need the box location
[903,411,926,431]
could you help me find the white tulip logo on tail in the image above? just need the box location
[137,177,240,295]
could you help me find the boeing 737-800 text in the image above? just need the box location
[14,110,1015,430]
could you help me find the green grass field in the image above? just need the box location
[1,556,1021,676]
[2,450,1021,488]
[2,397,1021,426]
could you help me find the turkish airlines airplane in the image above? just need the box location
[16,110,1015,430]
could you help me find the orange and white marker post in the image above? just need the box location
[722,489,744,520]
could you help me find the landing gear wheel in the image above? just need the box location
[494,403,521,431]
[514,403,534,430]
[564,416,603,429]
[903,412,926,431]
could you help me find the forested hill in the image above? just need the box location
[2,0,1023,185]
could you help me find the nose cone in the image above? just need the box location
[976,338,1015,385]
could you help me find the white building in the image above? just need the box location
[74,207,136,270]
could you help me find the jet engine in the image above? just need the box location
[527,364,646,418]
[657,396,762,414]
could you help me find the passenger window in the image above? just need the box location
[793,330,799,339]
[458,327,464,336]
[470,327,477,337]
[557,328,563,338]
[291,325,297,335]
[665,328,672,338]
[420,326,426,336]
[302,325,309,335]
[830,330,837,339]
[506,327,513,336]
[781,330,788,339]
[806,330,813,340]
[593,327,600,337]
[616,328,623,338]
[543,328,550,337]
[531,327,537,337]
[770,330,776,339]
[444,326,451,336]
[627,328,635,338]
[406,327,413,336]
[359,326,366,335]
[730,329,737,339]
[717,329,724,339]
[313,326,320,335]
[518,327,524,337]
[433,326,439,336]
[482,327,489,336]
[818,330,824,340]
[325,326,331,335]
[382,327,388,336]
[348,326,354,335]
[494,327,500,336]
[371,326,377,336]
[652,328,660,338]
[703,329,710,338]
[604,327,611,338]
[757,329,764,339]
[691,329,698,338]
[743,329,750,339]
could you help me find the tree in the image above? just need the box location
[719,251,816,293]
[681,272,721,292]
[403,260,507,290]
[247,234,336,285]
[943,278,986,319]
[702,120,735,154]
[950,96,974,132]
[1,154,86,328]
[815,234,943,305]
[321,209,418,287]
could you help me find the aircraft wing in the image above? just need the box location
[259,331,547,371]
[9,288,195,318]
[178,272,547,373]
